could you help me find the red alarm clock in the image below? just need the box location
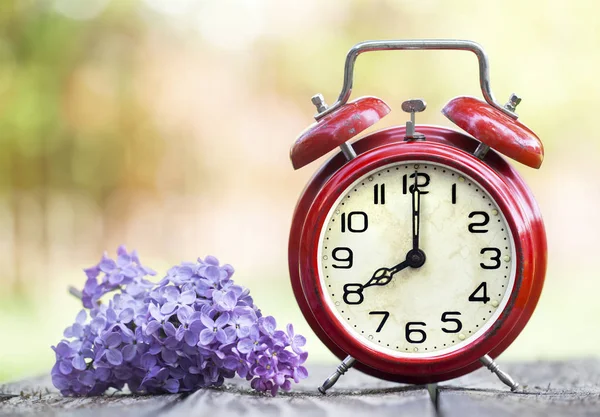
[288,40,546,393]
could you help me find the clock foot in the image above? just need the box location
[318,355,356,394]
[426,383,439,410]
[480,354,520,391]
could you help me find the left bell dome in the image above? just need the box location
[290,96,391,170]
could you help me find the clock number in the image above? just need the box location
[332,247,353,269]
[402,173,430,195]
[341,212,368,233]
[405,322,427,344]
[369,311,390,333]
[480,247,501,269]
[468,282,490,304]
[441,312,462,333]
[468,211,490,233]
[451,183,457,204]
[374,184,386,204]
[342,284,364,305]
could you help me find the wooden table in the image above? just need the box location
[1,359,598,416]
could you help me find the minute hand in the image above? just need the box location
[412,172,422,251]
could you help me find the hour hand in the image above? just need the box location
[364,260,409,289]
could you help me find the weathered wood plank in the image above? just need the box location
[2,360,600,417]
[439,358,600,417]
[0,375,180,417]
[162,365,433,417]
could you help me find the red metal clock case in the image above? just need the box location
[288,125,547,384]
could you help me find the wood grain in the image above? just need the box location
[2,360,598,417]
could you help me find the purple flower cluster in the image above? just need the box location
[51,246,308,397]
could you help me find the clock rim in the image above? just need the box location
[288,125,547,383]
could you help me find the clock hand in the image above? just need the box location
[412,171,421,251]
[363,259,410,289]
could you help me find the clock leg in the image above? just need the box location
[318,356,356,394]
[426,383,439,410]
[480,355,520,391]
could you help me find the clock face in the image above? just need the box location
[318,161,516,358]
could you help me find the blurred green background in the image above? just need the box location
[0,0,597,382]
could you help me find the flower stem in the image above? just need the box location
[68,286,83,300]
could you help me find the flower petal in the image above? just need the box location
[179,290,196,305]
[215,329,228,344]
[177,305,192,323]
[145,320,161,336]
[119,308,134,324]
[164,321,177,337]
[163,379,180,394]
[99,255,116,272]
[161,348,178,364]
[160,302,177,315]
[200,313,215,329]
[215,312,230,328]
[78,371,95,387]
[90,317,107,334]
[117,252,132,268]
[296,366,308,379]
[59,360,73,375]
[237,338,253,354]
[122,344,137,362]
[72,355,86,371]
[199,329,215,346]
[105,332,122,349]
[140,353,157,369]
[188,319,203,335]
[184,330,199,347]
[106,349,123,366]
[75,310,87,325]
[52,374,70,391]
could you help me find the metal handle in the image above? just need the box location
[315,39,517,120]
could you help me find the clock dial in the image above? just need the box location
[318,161,516,358]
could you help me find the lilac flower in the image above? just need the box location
[286,324,307,354]
[196,256,222,281]
[99,251,138,286]
[254,355,276,379]
[258,316,287,346]
[64,310,87,340]
[237,325,268,354]
[258,316,277,337]
[70,340,93,371]
[80,246,154,309]
[99,332,123,366]
[159,286,196,316]
[152,368,180,394]
[106,307,134,333]
[223,348,251,379]
[52,248,309,397]
[213,290,238,312]
[175,306,203,346]
[230,307,255,338]
[199,312,234,345]
[144,303,172,336]
[121,328,146,362]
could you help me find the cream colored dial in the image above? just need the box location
[318,161,516,358]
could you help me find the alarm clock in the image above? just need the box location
[288,40,546,393]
